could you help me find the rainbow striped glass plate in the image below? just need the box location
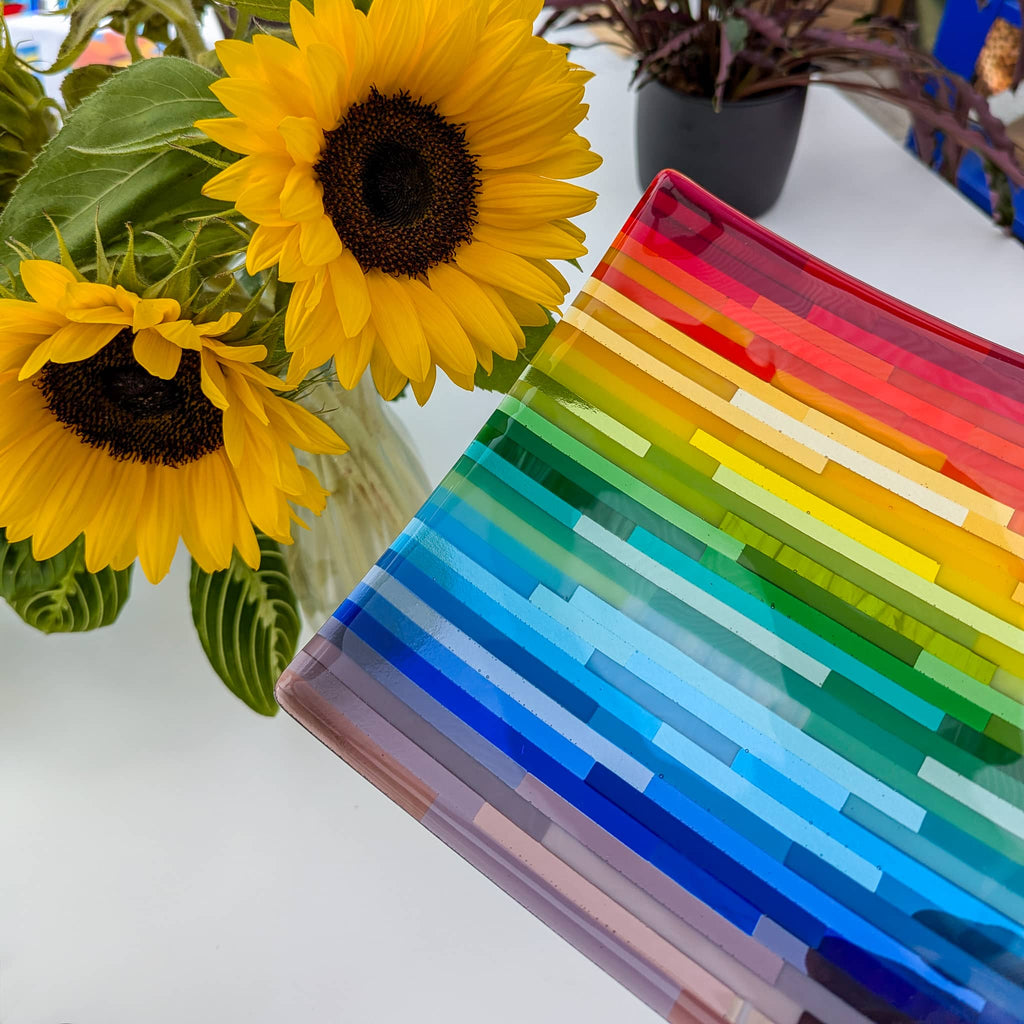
[278,171,1024,1024]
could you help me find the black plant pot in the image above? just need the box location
[636,80,807,218]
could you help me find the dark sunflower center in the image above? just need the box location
[315,88,480,277]
[36,329,223,467]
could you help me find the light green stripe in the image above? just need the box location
[915,651,1024,729]
[712,464,1024,659]
[499,395,744,560]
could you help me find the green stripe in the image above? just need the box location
[454,422,1024,866]
[736,547,989,732]
[915,651,1024,729]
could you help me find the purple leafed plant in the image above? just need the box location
[541,0,1024,205]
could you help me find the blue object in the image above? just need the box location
[912,0,1024,239]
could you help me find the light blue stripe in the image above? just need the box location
[747,754,1022,934]
[414,517,593,665]
[651,722,883,891]
[631,526,945,731]
[577,517,832,685]
[362,588,598,781]
[374,571,655,791]
[411,524,662,739]
[531,583,637,666]
[631,649,924,832]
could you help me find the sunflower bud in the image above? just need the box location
[0,25,59,210]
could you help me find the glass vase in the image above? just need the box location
[284,374,431,627]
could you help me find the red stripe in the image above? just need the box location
[592,259,774,383]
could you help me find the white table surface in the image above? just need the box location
[4,43,1024,1024]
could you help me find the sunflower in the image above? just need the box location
[0,260,348,583]
[196,0,600,402]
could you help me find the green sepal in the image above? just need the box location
[0,529,134,634]
[474,311,557,393]
[189,533,301,716]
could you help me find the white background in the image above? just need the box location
[4,40,1024,1024]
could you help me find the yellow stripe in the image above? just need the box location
[563,305,829,474]
[692,428,942,582]
[1014,582,1024,606]
[708,455,1024,657]
[585,275,1019,533]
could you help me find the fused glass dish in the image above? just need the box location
[278,170,1024,1024]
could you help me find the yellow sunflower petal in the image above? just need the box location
[494,287,551,328]
[427,262,520,360]
[327,248,372,337]
[472,221,586,260]
[277,224,321,281]
[404,0,485,101]
[195,116,280,156]
[32,322,121,373]
[200,349,231,410]
[280,163,324,222]
[83,455,144,571]
[410,365,437,406]
[0,299,65,335]
[203,339,268,366]
[266,393,348,455]
[179,461,219,573]
[299,215,344,267]
[210,76,295,130]
[367,0,426,94]
[136,465,182,583]
[213,38,262,80]
[476,173,598,229]
[303,42,351,131]
[154,319,204,351]
[277,114,324,165]
[252,33,319,121]
[509,133,603,178]
[224,369,270,426]
[246,224,294,274]
[202,155,255,202]
[31,445,110,562]
[335,320,376,390]
[132,297,180,331]
[369,345,408,401]
[366,272,430,383]
[20,260,76,309]
[196,312,243,339]
[478,280,525,351]
[222,402,247,466]
[133,328,182,380]
[439,18,530,118]
[404,277,477,377]
[455,240,566,307]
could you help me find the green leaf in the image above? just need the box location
[0,56,232,280]
[0,529,133,633]
[189,534,300,716]
[60,63,121,111]
[233,0,310,20]
[474,311,556,393]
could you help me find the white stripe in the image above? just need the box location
[732,390,969,526]
[919,756,1024,840]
